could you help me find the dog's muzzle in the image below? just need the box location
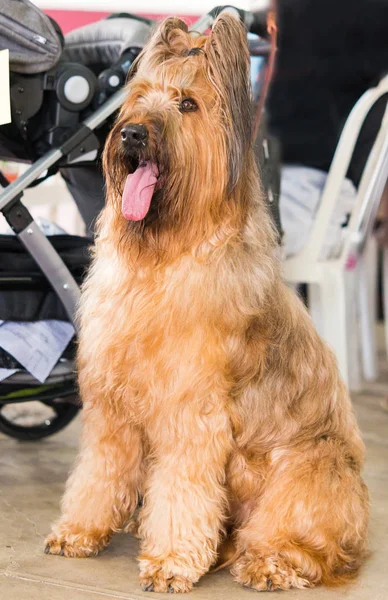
[121,124,149,152]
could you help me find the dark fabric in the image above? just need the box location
[62,16,151,67]
[268,0,388,186]
[0,235,91,321]
[0,234,91,271]
[60,166,106,237]
[0,123,31,162]
[350,94,388,186]
[254,113,283,242]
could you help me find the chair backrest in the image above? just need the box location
[288,75,388,267]
[347,102,388,257]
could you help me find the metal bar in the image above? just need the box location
[83,87,128,130]
[18,222,81,328]
[248,39,271,56]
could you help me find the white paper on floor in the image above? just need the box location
[0,367,18,382]
[0,320,74,383]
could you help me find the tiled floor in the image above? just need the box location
[1,353,388,599]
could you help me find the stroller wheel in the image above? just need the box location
[0,397,79,441]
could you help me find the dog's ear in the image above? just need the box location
[148,17,190,57]
[205,14,252,192]
[133,18,190,75]
[158,17,189,41]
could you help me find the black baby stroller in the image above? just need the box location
[0,1,280,440]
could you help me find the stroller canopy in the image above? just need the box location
[0,0,63,74]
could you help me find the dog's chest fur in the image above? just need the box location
[78,245,258,424]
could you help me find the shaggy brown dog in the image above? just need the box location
[45,14,369,593]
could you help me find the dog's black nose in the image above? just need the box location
[121,124,148,148]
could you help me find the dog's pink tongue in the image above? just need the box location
[122,162,159,221]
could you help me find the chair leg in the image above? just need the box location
[309,267,361,391]
[359,236,378,380]
[383,248,388,360]
[309,283,324,338]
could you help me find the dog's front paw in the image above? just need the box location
[232,552,312,592]
[139,560,194,593]
[44,528,110,558]
[140,572,193,593]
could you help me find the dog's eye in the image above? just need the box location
[179,98,198,113]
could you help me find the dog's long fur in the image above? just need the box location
[45,15,369,593]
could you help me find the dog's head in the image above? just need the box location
[103,14,252,241]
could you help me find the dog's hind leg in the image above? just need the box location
[231,441,369,591]
[45,403,144,558]
[137,403,232,593]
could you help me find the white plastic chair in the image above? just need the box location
[358,233,379,381]
[383,248,388,361]
[283,76,388,390]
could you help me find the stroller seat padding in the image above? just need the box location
[63,17,151,68]
[0,234,92,322]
